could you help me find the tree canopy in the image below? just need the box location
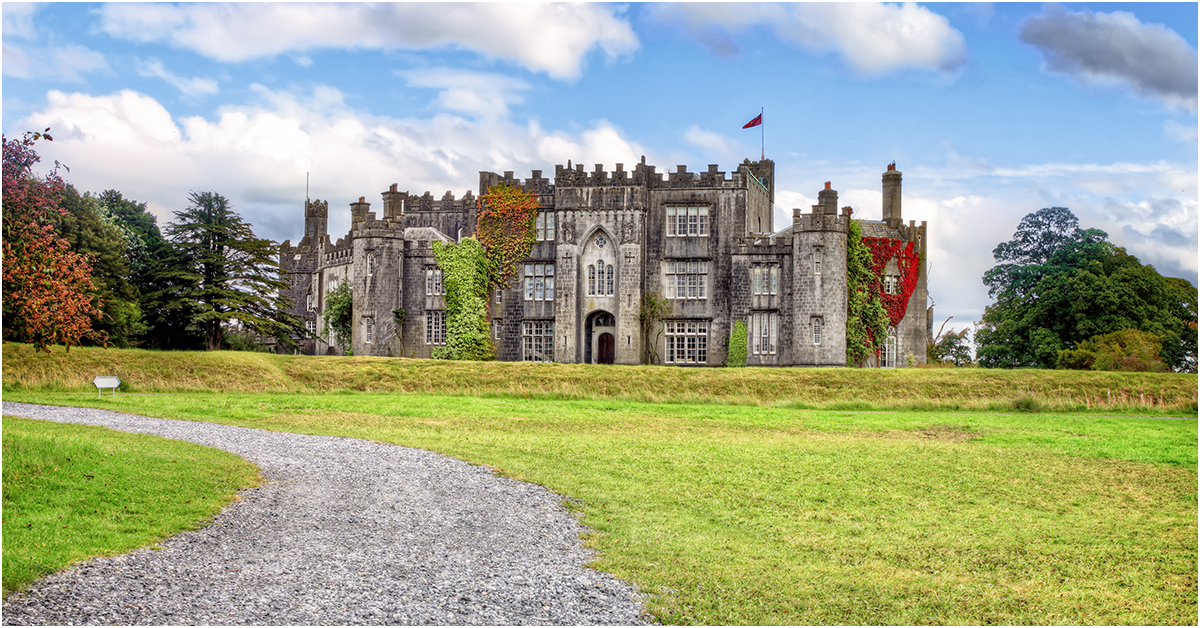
[158,191,304,351]
[976,207,1197,371]
[2,132,107,352]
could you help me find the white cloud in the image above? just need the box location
[2,43,108,81]
[137,59,219,98]
[398,68,528,118]
[654,2,966,74]
[2,3,38,40]
[18,86,653,244]
[683,126,740,161]
[1164,120,1198,146]
[100,3,639,80]
[1019,6,1198,111]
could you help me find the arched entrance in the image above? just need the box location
[584,310,616,364]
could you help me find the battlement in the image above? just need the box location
[324,239,353,265]
[732,235,793,256]
[548,157,770,191]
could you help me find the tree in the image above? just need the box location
[976,207,1197,371]
[639,293,668,364]
[160,191,304,351]
[2,131,107,352]
[928,321,973,367]
[55,185,147,346]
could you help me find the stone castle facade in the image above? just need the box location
[280,158,929,367]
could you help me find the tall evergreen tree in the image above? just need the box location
[160,191,304,351]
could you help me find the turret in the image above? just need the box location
[303,199,328,241]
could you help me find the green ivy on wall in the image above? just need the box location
[727,320,748,367]
[321,282,353,353]
[845,219,889,367]
[431,238,494,361]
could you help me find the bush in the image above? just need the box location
[727,321,747,367]
[1058,328,1166,372]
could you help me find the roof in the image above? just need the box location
[858,220,903,240]
[403,226,454,242]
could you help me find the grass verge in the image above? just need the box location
[3,342,1197,413]
[5,391,1195,625]
[2,417,261,595]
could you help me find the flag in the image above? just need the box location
[742,113,763,129]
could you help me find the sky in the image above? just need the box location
[3,2,1197,335]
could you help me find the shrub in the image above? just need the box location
[727,321,747,367]
[1058,328,1166,373]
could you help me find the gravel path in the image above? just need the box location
[1,402,651,625]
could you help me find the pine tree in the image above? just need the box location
[159,191,304,351]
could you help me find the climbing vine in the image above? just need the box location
[639,292,668,364]
[727,320,748,367]
[863,236,921,326]
[846,220,889,366]
[431,238,494,361]
[476,183,539,295]
[321,282,353,353]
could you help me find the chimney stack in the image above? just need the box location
[882,163,902,227]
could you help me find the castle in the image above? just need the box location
[280,158,929,367]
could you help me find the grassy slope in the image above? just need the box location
[3,345,1197,623]
[2,417,261,595]
[4,342,1197,412]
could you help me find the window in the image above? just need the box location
[495,289,503,304]
[522,321,554,362]
[426,267,444,296]
[880,326,897,368]
[665,261,708,299]
[750,312,778,355]
[426,310,446,345]
[364,317,375,344]
[666,206,709,237]
[588,261,614,296]
[305,319,317,335]
[524,263,555,301]
[752,265,779,296]
[367,252,376,277]
[812,318,822,346]
[307,294,314,311]
[813,248,822,275]
[884,275,899,295]
[492,319,503,340]
[665,320,708,364]
[535,212,555,241]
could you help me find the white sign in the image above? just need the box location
[93,376,121,398]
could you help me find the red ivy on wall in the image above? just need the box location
[862,236,920,326]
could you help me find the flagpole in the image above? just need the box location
[760,107,764,160]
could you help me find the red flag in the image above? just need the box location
[742,113,762,129]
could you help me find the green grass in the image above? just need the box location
[1,417,261,595]
[4,342,1197,413]
[5,390,1195,625]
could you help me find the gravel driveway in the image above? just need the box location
[1,402,650,625]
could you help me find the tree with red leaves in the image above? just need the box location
[2,131,107,351]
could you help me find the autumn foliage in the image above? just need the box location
[2,132,107,351]
[475,183,540,293]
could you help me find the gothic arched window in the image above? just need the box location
[605,264,614,295]
[588,265,596,295]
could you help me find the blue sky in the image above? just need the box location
[3,2,1196,335]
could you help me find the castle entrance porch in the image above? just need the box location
[584,310,616,364]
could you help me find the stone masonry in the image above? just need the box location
[280,158,929,367]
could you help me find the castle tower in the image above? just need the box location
[792,182,849,366]
[303,198,328,242]
[349,197,407,357]
[882,163,902,228]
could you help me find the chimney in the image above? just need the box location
[882,163,902,226]
[817,183,838,215]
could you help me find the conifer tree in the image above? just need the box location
[158,191,304,351]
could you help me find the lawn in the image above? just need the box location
[2,417,261,595]
[4,389,1195,625]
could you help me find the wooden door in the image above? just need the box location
[599,333,615,364]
